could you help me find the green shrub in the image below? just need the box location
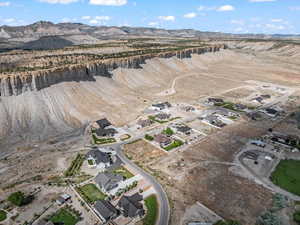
[145,134,154,141]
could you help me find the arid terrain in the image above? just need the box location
[1,27,300,225]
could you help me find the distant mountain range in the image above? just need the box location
[0,21,299,50]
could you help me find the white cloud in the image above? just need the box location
[3,18,15,23]
[183,12,197,18]
[81,16,91,20]
[148,22,158,27]
[38,0,78,4]
[89,19,98,24]
[158,16,175,21]
[89,0,127,6]
[86,15,111,25]
[0,1,10,6]
[95,16,110,21]
[230,19,244,25]
[249,0,276,2]
[270,18,283,23]
[217,5,235,11]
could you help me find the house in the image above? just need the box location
[86,149,112,169]
[155,113,171,121]
[36,220,55,225]
[215,109,238,118]
[93,118,118,137]
[118,193,145,218]
[204,115,226,128]
[244,151,259,160]
[173,124,192,135]
[206,98,224,105]
[150,102,172,111]
[95,128,117,137]
[234,103,247,111]
[250,140,266,148]
[94,200,119,222]
[252,96,264,104]
[182,105,195,112]
[56,194,71,205]
[154,134,172,148]
[95,172,124,193]
[263,108,279,117]
[261,94,271,99]
[137,119,153,128]
[96,118,112,129]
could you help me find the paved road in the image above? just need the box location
[115,144,170,225]
[106,136,170,225]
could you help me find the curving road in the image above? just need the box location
[108,138,170,225]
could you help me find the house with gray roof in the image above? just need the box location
[86,149,112,170]
[95,172,124,193]
[94,200,119,222]
[118,193,145,218]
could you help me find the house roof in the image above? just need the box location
[86,150,111,164]
[154,134,172,144]
[175,125,191,133]
[265,108,278,115]
[207,98,223,103]
[152,102,171,109]
[118,193,144,218]
[137,119,153,127]
[94,200,118,221]
[95,128,117,137]
[96,118,112,129]
[95,172,123,192]
[155,113,171,120]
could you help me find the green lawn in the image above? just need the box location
[64,154,85,177]
[270,160,300,196]
[143,195,158,225]
[145,134,154,141]
[162,127,174,136]
[76,183,106,203]
[0,210,7,222]
[113,166,134,179]
[50,208,79,225]
[87,159,94,165]
[163,139,184,151]
[92,134,116,145]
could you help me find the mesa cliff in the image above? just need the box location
[0,45,225,96]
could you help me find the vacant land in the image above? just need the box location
[143,195,159,225]
[50,208,79,225]
[271,160,300,196]
[124,140,167,165]
[76,183,106,203]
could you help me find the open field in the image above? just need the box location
[271,160,300,196]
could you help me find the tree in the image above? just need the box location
[7,191,34,207]
[8,191,25,206]
[294,211,300,224]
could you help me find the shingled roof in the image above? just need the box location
[118,193,144,218]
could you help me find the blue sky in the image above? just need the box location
[0,0,299,34]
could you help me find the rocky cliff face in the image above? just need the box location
[0,45,225,96]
